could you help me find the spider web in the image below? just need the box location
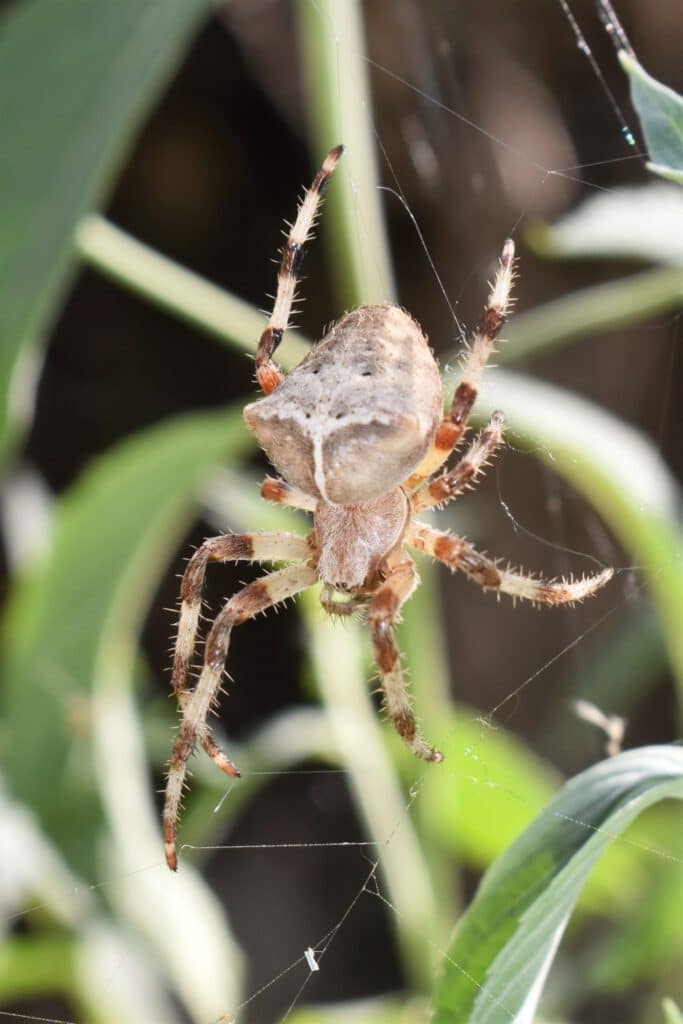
[3,1,682,1023]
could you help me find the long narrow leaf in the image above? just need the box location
[474,368,683,705]
[0,0,211,466]
[432,745,683,1023]
[2,408,249,1018]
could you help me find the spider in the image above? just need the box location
[163,144,613,870]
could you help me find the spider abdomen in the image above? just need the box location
[244,304,442,504]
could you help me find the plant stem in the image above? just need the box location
[75,214,309,366]
[78,219,683,378]
[301,593,440,991]
[296,0,396,309]
[503,265,683,363]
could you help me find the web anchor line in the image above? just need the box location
[556,0,637,147]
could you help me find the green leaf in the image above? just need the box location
[591,856,683,990]
[531,183,683,266]
[619,52,683,183]
[663,999,683,1024]
[420,710,558,868]
[431,745,683,1024]
[647,163,683,186]
[420,708,647,916]
[3,407,249,876]
[0,936,76,1002]
[474,368,683,710]
[0,0,211,466]
[2,408,249,1016]
[288,998,424,1024]
[503,264,683,364]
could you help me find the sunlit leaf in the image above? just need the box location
[474,368,683,703]
[0,0,211,467]
[0,937,76,1002]
[420,710,558,866]
[431,745,683,1024]
[2,408,249,1016]
[663,999,683,1024]
[288,998,424,1024]
[531,183,683,266]
[590,859,683,990]
[3,408,247,873]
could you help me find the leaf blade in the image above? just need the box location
[619,52,683,180]
[0,0,211,465]
[432,746,683,1023]
[3,407,249,874]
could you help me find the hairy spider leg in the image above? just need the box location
[367,554,443,763]
[407,522,614,605]
[407,238,515,489]
[255,145,345,395]
[412,411,505,512]
[165,562,317,870]
[260,476,318,512]
[172,532,312,699]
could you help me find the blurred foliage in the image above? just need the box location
[663,1000,683,1024]
[4,408,248,874]
[1,2,682,1023]
[0,0,212,469]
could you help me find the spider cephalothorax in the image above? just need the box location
[163,145,613,870]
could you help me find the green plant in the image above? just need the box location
[1,2,682,1022]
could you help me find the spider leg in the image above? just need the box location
[412,411,505,513]
[367,555,443,763]
[255,145,344,395]
[172,531,311,700]
[407,522,613,605]
[261,476,318,512]
[407,239,515,488]
[164,562,317,870]
[171,531,311,827]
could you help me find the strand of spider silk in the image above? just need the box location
[0,1013,79,1024]
[595,0,637,58]
[225,784,423,1023]
[555,0,636,147]
[365,884,515,1020]
[180,839,381,854]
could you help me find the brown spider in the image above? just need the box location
[163,145,613,870]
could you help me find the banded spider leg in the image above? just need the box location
[407,239,515,489]
[165,532,314,870]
